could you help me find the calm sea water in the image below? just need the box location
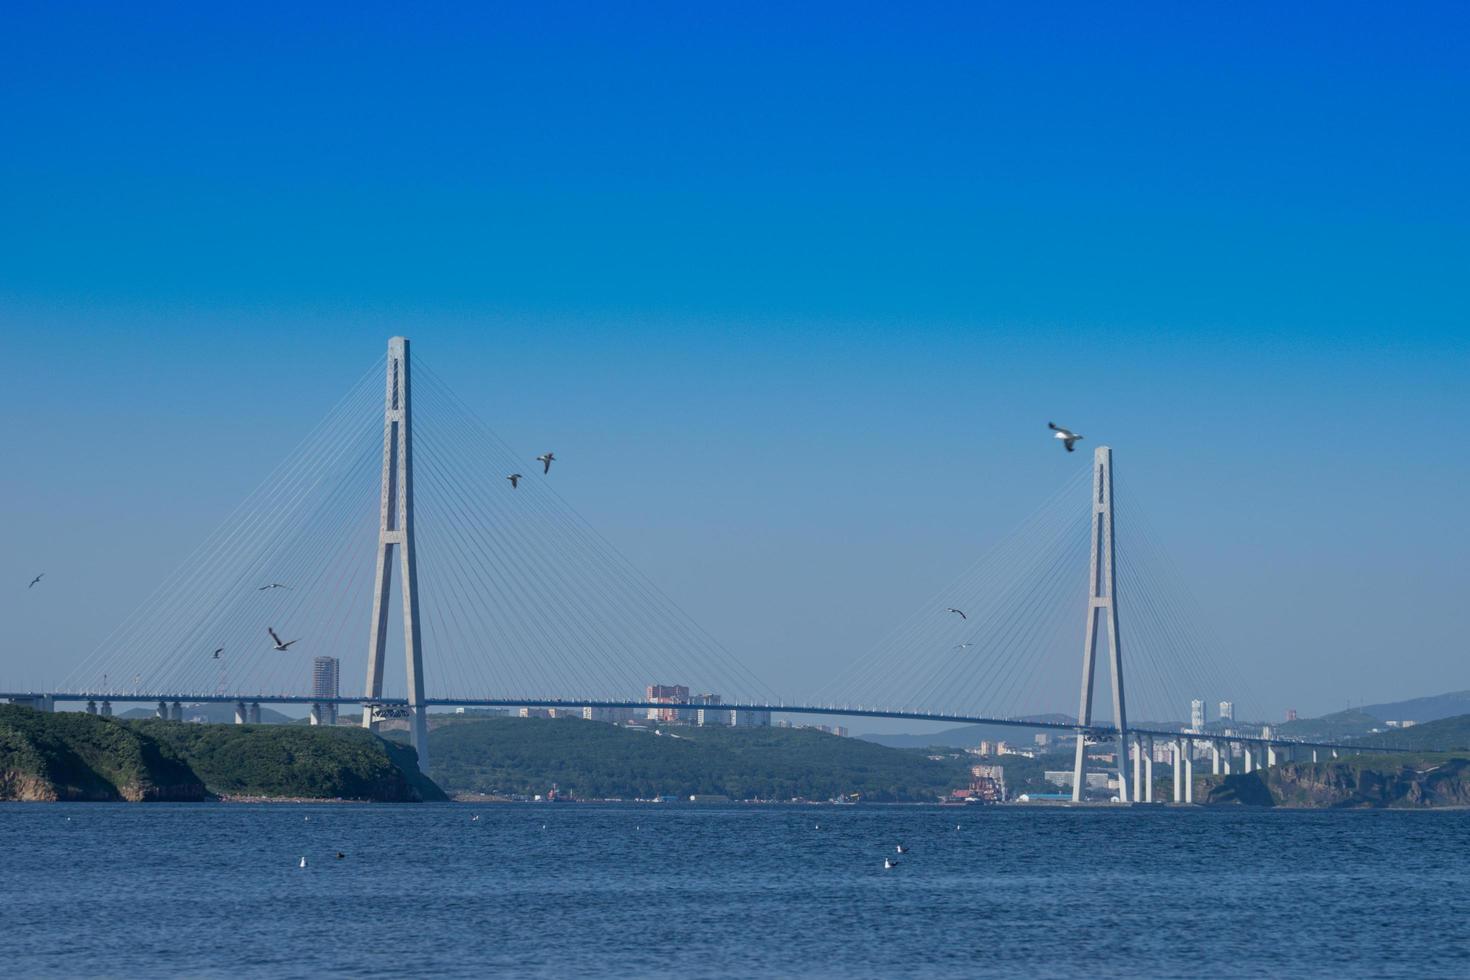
[2,803,1467,978]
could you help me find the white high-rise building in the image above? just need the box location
[1218,700,1235,722]
[1190,699,1205,730]
[311,656,340,725]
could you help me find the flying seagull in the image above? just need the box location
[536,452,555,474]
[953,642,973,650]
[267,627,298,651]
[27,573,43,589]
[257,583,292,591]
[1048,422,1083,453]
[507,473,522,489]
[947,608,967,620]
[212,648,223,659]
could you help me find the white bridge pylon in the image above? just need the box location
[1071,445,1128,801]
[361,337,430,769]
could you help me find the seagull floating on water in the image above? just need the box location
[27,573,43,589]
[506,474,522,489]
[1048,422,1083,453]
[257,582,293,591]
[268,627,298,651]
[536,452,555,474]
[299,856,308,868]
[884,857,899,870]
[946,608,967,620]
[896,844,908,854]
[335,852,345,860]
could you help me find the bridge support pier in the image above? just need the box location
[170,701,183,722]
[1132,736,1143,803]
[235,701,247,725]
[248,702,261,724]
[1172,741,1183,803]
[1183,738,1194,803]
[1243,744,1254,773]
[86,700,97,715]
[1143,737,1154,802]
[100,700,112,717]
[1211,741,1221,775]
[309,703,323,726]
[156,700,168,720]
[1312,749,1319,763]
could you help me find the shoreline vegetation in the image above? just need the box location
[7,703,1470,808]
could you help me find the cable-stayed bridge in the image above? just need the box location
[4,338,1415,803]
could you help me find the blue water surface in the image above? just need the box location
[2,803,1466,978]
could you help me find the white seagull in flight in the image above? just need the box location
[1048,422,1083,452]
[267,627,299,651]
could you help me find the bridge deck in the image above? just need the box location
[1,692,1421,754]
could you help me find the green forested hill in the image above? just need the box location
[1354,713,1470,752]
[423,718,970,801]
[0,705,443,802]
[0,705,200,800]
[133,720,444,801]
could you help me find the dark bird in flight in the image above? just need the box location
[212,648,223,659]
[507,473,522,489]
[28,574,43,589]
[947,608,967,620]
[267,627,298,651]
[1048,422,1083,452]
[536,452,555,474]
[257,583,292,591]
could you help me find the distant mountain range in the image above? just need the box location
[1354,690,1470,725]
[860,691,1470,749]
[1279,691,1470,742]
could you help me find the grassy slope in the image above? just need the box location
[425,718,972,801]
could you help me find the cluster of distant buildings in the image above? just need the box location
[518,684,772,728]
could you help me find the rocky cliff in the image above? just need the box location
[1202,756,1470,808]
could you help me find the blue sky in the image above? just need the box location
[2,3,1467,721]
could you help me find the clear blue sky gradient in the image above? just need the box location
[2,3,1466,720]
